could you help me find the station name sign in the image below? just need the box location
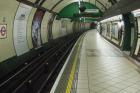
[85,9,99,13]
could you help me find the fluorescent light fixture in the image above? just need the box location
[78,0,81,13]
[101,15,122,23]
[132,9,140,17]
[78,0,81,7]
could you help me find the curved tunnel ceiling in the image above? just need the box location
[57,2,103,19]
[23,0,120,13]
[17,0,121,22]
[42,0,113,12]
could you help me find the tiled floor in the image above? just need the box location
[77,30,140,93]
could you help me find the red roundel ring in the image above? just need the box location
[1,26,6,36]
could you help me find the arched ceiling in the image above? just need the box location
[19,0,120,13]
[57,2,103,18]
[17,0,122,22]
[42,0,113,12]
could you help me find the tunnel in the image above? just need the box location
[0,0,140,93]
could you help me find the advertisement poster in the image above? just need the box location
[0,24,7,39]
[32,9,45,49]
[107,24,110,37]
[61,19,67,36]
[114,24,119,39]
[13,3,32,56]
[112,23,118,39]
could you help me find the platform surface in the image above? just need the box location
[77,30,140,93]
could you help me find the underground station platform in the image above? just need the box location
[51,30,140,93]
[1,0,140,93]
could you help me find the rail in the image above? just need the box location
[0,32,84,93]
[50,33,86,93]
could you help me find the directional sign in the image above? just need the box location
[0,24,7,39]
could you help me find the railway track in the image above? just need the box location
[0,32,82,93]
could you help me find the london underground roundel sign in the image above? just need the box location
[0,24,7,39]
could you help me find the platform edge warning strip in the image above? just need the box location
[65,34,86,93]
[50,33,86,93]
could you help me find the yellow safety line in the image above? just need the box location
[65,35,85,93]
